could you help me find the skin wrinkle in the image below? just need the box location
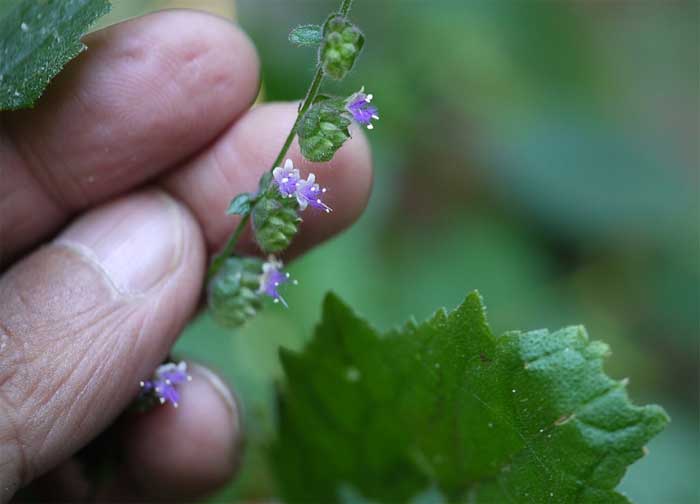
[0,323,29,495]
[5,121,76,213]
[0,232,182,486]
[30,334,101,480]
[10,302,134,483]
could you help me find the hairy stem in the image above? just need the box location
[207,0,354,281]
[207,213,249,282]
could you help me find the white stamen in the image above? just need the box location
[367,124,374,130]
[165,379,171,385]
[273,298,279,303]
[366,94,373,101]
[173,402,179,408]
[139,381,145,387]
[322,188,327,193]
[372,114,379,120]
[285,273,291,278]
[317,199,322,203]
[159,397,165,404]
[293,280,299,285]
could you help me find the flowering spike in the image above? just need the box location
[258,256,294,307]
[347,87,379,129]
[139,361,191,408]
[296,173,332,213]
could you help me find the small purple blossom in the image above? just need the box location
[295,173,332,213]
[272,159,332,214]
[139,361,191,408]
[346,87,379,129]
[272,159,300,197]
[258,256,297,307]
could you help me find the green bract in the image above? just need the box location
[297,96,352,162]
[253,194,301,253]
[207,257,264,328]
[273,292,669,503]
[0,0,111,110]
[289,24,323,47]
[319,15,364,80]
[226,192,254,216]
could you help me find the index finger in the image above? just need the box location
[0,9,259,267]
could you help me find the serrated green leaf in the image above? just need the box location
[289,24,322,47]
[0,0,111,110]
[227,192,254,216]
[273,292,668,503]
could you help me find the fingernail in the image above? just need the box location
[189,364,244,471]
[190,364,238,421]
[57,191,183,294]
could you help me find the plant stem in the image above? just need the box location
[339,0,353,16]
[271,65,324,170]
[207,213,249,282]
[207,0,354,281]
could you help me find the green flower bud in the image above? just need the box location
[253,192,301,253]
[297,96,352,162]
[319,16,364,80]
[208,257,264,328]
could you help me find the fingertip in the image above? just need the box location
[118,364,242,499]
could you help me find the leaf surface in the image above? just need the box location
[273,292,668,503]
[0,0,111,110]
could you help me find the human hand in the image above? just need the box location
[0,10,371,501]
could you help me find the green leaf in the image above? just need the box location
[289,24,323,47]
[0,0,111,110]
[297,97,352,162]
[273,292,668,503]
[227,192,254,216]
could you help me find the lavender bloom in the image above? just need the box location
[272,159,301,198]
[346,87,379,130]
[258,257,296,307]
[296,173,332,213]
[139,361,191,408]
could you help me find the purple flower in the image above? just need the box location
[346,87,379,130]
[258,256,296,307]
[296,173,332,213]
[272,159,301,198]
[139,361,191,408]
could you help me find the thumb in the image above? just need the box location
[0,190,205,499]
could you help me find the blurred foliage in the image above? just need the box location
[100,0,697,502]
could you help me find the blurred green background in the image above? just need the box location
[104,1,699,502]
